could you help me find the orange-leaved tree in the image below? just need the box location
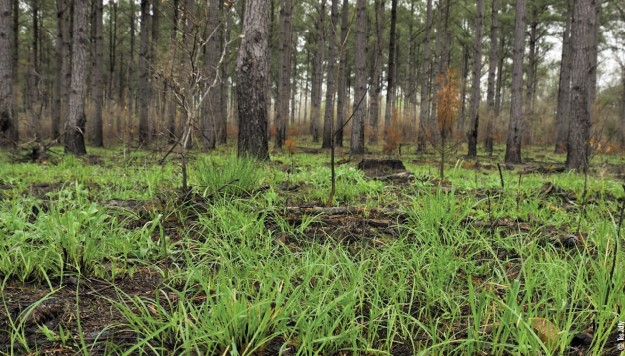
[436,69,460,180]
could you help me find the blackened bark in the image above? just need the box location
[554,0,572,153]
[383,0,398,142]
[350,0,367,155]
[275,0,292,148]
[237,0,269,160]
[417,0,432,152]
[92,0,104,147]
[335,0,348,147]
[138,0,150,144]
[484,0,499,154]
[504,0,526,164]
[368,0,384,144]
[201,0,222,150]
[310,0,326,143]
[321,0,339,149]
[467,0,484,158]
[0,0,17,146]
[566,0,596,172]
[64,0,88,155]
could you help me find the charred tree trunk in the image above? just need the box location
[484,0,499,154]
[321,0,338,149]
[138,0,150,145]
[201,0,222,150]
[236,0,269,160]
[417,0,433,152]
[92,0,104,147]
[466,0,484,158]
[0,0,17,146]
[275,0,292,148]
[566,0,597,172]
[167,0,179,143]
[554,1,572,153]
[310,0,326,143]
[335,0,348,147]
[383,0,398,142]
[350,0,367,155]
[504,0,526,164]
[64,0,88,155]
[368,0,384,145]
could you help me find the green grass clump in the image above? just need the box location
[192,155,264,197]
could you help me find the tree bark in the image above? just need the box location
[274,0,292,148]
[138,0,150,145]
[466,0,484,158]
[64,0,88,155]
[383,0,398,142]
[621,65,625,148]
[0,0,17,146]
[167,0,179,143]
[310,0,326,143]
[29,0,41,140]
[566,0,597,172]
[350,0,367,155]
[237,0,269,160]
[368,0,384,145]
[335,0,348,147]
[201,0,222,150]
[321,0,339,149]
[484,0,499,154]
[504,0,526,164]
[417,0,433,152]
[554,0,573,153]
[92,0,104,147]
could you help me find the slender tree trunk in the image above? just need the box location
[466,0,484,158]
[566,0,597,172]
[61,0,72,138]
[127,1,135,138]
[274,0,292,148]
[237,0,269,160]
[201,0,222,150]
[554,1,573,153]
[620,65,625,148]
[138,0,150,144]
[64,0,88,155]
[321,0,338,149]
[383,0,398,142]
[0,0,17,146]
[108,1,117,102]
[350,0,367,155]
[92,0,104,147]
[310,0,326,143]
[151,0,160,138]
[368,0,384,145]
[458,43,468,132]
[406,0,418,134]
[484,0,499,154]
[218,1,229,144]
[335,0,348,147]
[167,0,179,143]
[29,0,41,140]
[417,0,433,152]
[504,0,526,164]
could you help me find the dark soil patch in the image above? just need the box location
[0,269,163,355]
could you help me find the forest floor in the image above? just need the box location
[1,141,625,355]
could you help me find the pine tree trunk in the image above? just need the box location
[275,0,292,148]
[237,0,269,160]
[201,0,222,150]
[504,0,526,164]
[64,0,88,155]
[321,0,339,149]
[350,0,367,155]
[92,0,104,147]
[0,0,17,146]
[566,0,596,172]
[417,0,432,152]
[368,0,384,145]
[138,0,150,145]
[484,0,499,154]
[466,0,484,158]
[52,0,69,140]
[167,0,179,143]
[310,0,326,143]
[335,0,348,147]
[554,1,572,153]
[29,0,41,140]
[383,0,398,142]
